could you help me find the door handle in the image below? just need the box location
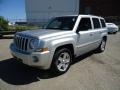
[90,33,93,36]
[99,31,102,34]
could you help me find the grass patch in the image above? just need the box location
[8,25,40,31]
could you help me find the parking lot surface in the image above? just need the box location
[0,33,120,90]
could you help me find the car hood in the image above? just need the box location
[17,29,73,39]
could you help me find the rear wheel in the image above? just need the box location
[96,38,106,52]
[113,31,117,34]
[51,48,72,74]
[0,34,3,38]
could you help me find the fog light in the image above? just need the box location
[32,56,39,63]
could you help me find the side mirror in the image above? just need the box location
[76,29,79,33]
[41,24,46,29]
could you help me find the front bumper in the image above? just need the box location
[10,43,53,69]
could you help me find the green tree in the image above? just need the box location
[0,16,8,30]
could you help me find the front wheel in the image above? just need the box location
[51,48,72,74]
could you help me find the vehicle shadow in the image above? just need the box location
[72,51,94,65]
[0,58,56,85]
[0,51,94,85]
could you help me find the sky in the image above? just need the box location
[0,0,26,22]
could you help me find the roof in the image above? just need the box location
[55,14,104,19]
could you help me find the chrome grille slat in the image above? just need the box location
[14,35,30,52]
[19,37,22,49]
[20,37,24,50]
[22,38,25,50]
[17,37,20,48]
[17,37,19,48]
[25,38,28,51]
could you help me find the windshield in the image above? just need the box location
[45,16,77,30]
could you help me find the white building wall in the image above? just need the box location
[25,0,79,24]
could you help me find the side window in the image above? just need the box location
[77,18,92,31]
[100,19,106,27]
[92,18,101,29]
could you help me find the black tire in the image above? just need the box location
[96,38,106,53]
[113,31,117,34]
[0,34,3,38]
[50,48,72,74]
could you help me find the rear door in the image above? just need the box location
[91,17,102,49]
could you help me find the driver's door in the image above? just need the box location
[76,17,94,56]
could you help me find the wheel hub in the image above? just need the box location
[57,52,71,72]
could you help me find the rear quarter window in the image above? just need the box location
[92,18,101,29]
[100,19,106,27]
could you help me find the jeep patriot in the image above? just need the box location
[10,15,108,74]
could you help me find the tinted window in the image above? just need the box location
[100,19,106,27]
[77,18,92,31]
[92,18,101,29]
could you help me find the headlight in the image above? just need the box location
[29,39,39,49]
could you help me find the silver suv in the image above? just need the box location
[10,15,108,74]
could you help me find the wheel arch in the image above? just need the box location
[103,36,107,41]
[54,44,74,57]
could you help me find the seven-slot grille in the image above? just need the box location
[14,35,29,51]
